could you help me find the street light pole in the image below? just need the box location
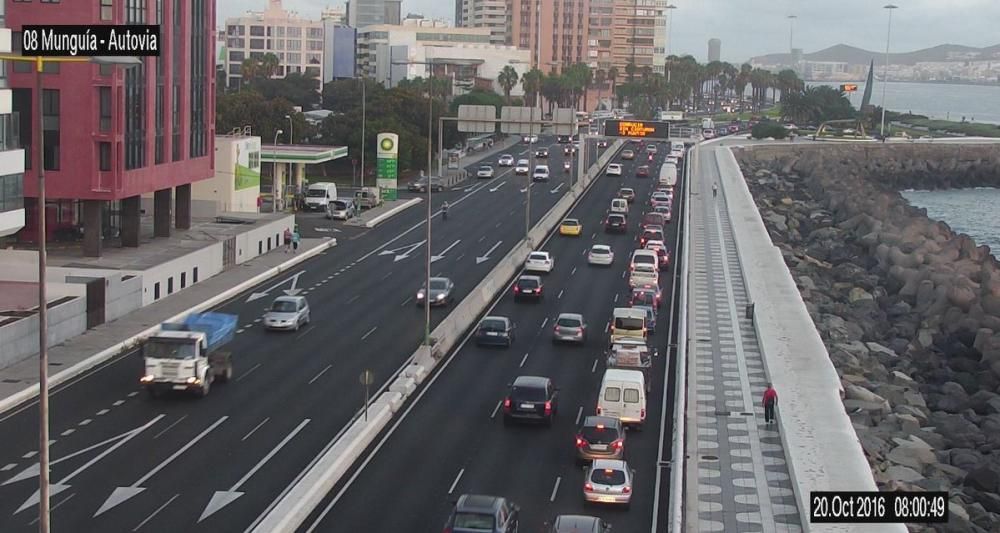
[361,76,367,188]
[425,66,433,346]
[273,129,283,210]
[285,114,293,144]
[880,4,898,138]
[787,15,797,53]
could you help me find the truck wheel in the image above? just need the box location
[199,377,211,397]
[218,366,233,383]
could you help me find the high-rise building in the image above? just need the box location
[322,5,347,26]
[609,0,666,75]
[357,20,495,84]
[0,12,26,240]
[349,0,402,27]
[323,24,357,83]
[224,0,325,90]
[708,38,721,62]
[7,0,215,257]
[456,0,507,45]
[507,0,591,71]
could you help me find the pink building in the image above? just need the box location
[7,0,216,256]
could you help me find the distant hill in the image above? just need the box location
[750,43,1000,66]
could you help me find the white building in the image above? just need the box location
[190,135,263,218]
[0,24,26,240]
[224,0,325,90]
[456,0,507,45]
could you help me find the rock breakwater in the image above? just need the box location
[733,143,1000,532]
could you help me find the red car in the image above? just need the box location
[636,165,650,178]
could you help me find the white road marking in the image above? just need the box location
[242,324,253,329]
[361,326,378,340]
[347,294,361,304]
[30,492,76,525]
[575,406,584,425]
[490,400,503,419]
[22,451,37,459]
[2,463,16,471]
[236,363,261,382]
[592,232,597,239]
[78,419,92,426]
[153,415,187,440]
[236,329,245,334]
[447,468,465,495]
[592,359,599,373]
[621,270,626,279]
[380,272,392,281]
[540,317,549,330]
[97,409,109,416]
[456,253,465,261]
[558,289,564,299]
[253,318,262,323]
[495,221,502,228]
[401,296,412,306]
[308,365,333,385]
[571,267,577,276]
[614,293,619,303]
[127,391,139,397]
[295,326,314,339]
[519,352,529,367]
[478,235,486,242]
[242,418,270,442]
[549,477,563,503]
[581,248,587,256]
[61,428,76,437]
[132,493,180,531]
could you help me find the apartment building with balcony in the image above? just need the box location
[224,0,325,90]
[609,0,666,74]
[0,15,25,241]
[455,0,507,45]
[357,20,494,85]
[507,0,590,72]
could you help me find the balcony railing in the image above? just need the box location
[0,112,21,153]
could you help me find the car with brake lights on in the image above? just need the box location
[416,277,455,307]
[628,263,659,289]
[575,415,626,464]
[604,213,627,233]
[535,146,549,158]
[645,240,671,270]
[650,190,671,206]
[559,218,583,236]
[587,244,614,266]
[635,165,650,178]
[498,154,515,166]
[515,159,530,175]
[646,143,658,154]
[621,149,635,160]
[545,515,612,533]
[639,227,664,247]
[524,251,554,273]
[617,187,636,203]
[477,164,495,178]
[443,494,520,533]
[629,286,661,309]
[652,204,672,218]
[553,313,588,344]
[475,316,515,348]
[605,163,622,177]
[641,212,666,230]
[583,459,635,508]
[503,375,559,426]
[263,296,311,331]
[513,275,544,301]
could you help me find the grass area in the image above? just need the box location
[710,106,782,122]
[892,115,1000,138]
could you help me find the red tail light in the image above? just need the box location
[576,436,588,448]
[444,528,453,533]
[544,401,552,415]
[514,286,520,293]
[640,408,646,420]
[554,326,559,334]
[503,398,511,412]
[622,486,632,494]
[596,405,602,415]
[612,438,624,450]
[584,483,594,492]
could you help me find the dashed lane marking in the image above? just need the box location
[308,365,333,385]
[113,400,125,407]
[401,296,413,307]
[30,493,75,526]
[519,352,530,367]
[127,391,139,398]
[79,419,92,426]
[132,493,179,532]
[61,428,76,437]
[540,317,549,330]
[592,359,599,373]
[242,417,270,442]
[550,477,562,502]
[558,290,564,299]
[361,326,378,340]
[1,463,15,472]
[448,468,465,495]
[571,267,577,276]
[96,409,110,416]
[153,415,187,440]
[575,406,584,425]
[347,294,361,304]
[490,400,503,419]
[236,363,261,382]
[237,329,245,334]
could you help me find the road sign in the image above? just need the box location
[457,105,497,133]
[603,119,671,139]
[500,106,542,135]
[360,369,375,386]
[376,132,399,201]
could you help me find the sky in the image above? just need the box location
[218,0,1000,64]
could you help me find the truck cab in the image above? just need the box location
[140,313,235,398]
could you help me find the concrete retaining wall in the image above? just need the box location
[715,147,905,533]
[0,296,87,369]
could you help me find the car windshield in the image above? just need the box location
[143,339,198,359]
[306,189,327,197]
[632,292,654,304]
[453,512,495,530]
[608,215,624,223]
[271,300,297,312]
[581,425,620,443]
[591,247,609,255]
[518,278,539,289]
[634,265,656,274]
[591,468,627,485]
[480,319,507,332]
[429,279,449,290]
[331,201,348,210]
[557,317,582,327]
[479,166,491,171]
[512,385,547,401]
[624,388,641,403]
[529,253,548,261]
[563,219,579,226]
[621,189,633,194]
[615,317,644,330]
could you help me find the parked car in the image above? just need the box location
[503,375,559,426]
[444,494,520,533]
[325,198,356,220]
[475,316,515,348]
[263,296,310,331]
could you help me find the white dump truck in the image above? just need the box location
[139,312,236,398]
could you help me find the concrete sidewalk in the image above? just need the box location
[440,135,523,188]
[0,237,336,413]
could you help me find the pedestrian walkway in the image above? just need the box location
[687,163,801,532]
[0,237,335,411]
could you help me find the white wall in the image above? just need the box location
[191,135,263,217]
[131,241,225,307]
[235,215,294,264]
[0,206,24,238]
[0,297,86,369]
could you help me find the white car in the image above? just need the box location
[606,164,623,177]
[665,156,679,166]
[629,263,659,288]
[583,459,634,508]
[477,165,495,179]
[498,154,515,166]
[588,245,614,266]
[524,251,554,273]
[532,165,550,182]
[523,134,539,143]
[515,159,530,175]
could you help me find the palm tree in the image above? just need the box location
[520,68,543,108]
[736,63,753,108]
[594,69,606,110]
[606,66,619,108]
[625,61,637,82]
[260,53,280,78]
[497,65,520,104]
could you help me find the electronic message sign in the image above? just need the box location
[603,119,671,139]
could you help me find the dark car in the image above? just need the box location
[408,176,444,193]
[416,277,455,307]
[642,212,665,230]
[444,494,520,533]
[604,214,627,233]
[535,147,549,158]
[503,375,559,426]
[476,316,515,348]
[597,139,609,148]
[575,416,626,464]
[546,515,612,533]
[629,287,658,309]
[647,244,670,270]
[513,275,544,302]
[635,165,650,178]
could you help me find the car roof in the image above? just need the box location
[529,251,550,256]
[607,213,625,220]
[591,244,611,251]
[553,515,603,530]
[482,315,510,324]
[512,375,550,388]
[456,494,505,513]
[608,163,621,167]
[619,187,634,192]
[591,459,628,471]
[582,415,621,428]
[562,218,580,224]
[557,312,584,321]
[272,295,305,304]
[428,277,451,283]
[518,274,542,282]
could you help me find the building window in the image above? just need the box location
[154,282,160,300]
[126,0,146,24]
[229,50,245,62]
[180,272,186,289]
[42,89,59,170]
[172,0,182,162]
[98,142,111,171]
[11,89,31,170]
[248,151,260,169]
[250,26,265,37]
[99,63,114,76]
[11,33,31,74]
[193,267,198,283]
[249,38,265,50]
[124,63,146,169]
[167,277,173,294]
[155,85,164,163]
[189,0,208,158]
[98,87,112,132]
[101,0,114,21]
[0,173,24,213]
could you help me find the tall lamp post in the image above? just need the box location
[360,76,367,188]
[0,53,141,533]
[273,129,283,211]
[880,4,898,138]
[665,4,677,83]
[787,15,797,53]
[285,114,293,144]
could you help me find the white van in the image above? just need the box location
[598,369,647,428]
[610,198,628,214]
[658,164,678,187]
[611,307,646,344]
[630,249,658,271]
[304,182,338,212]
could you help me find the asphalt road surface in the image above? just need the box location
[0,136,612,532]
[300,141,685,532]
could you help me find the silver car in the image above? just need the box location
[583,459,635,508]
[553,313,588,344]
[263,296,310,331]
[325,198,356,220]
[416,277,455,307]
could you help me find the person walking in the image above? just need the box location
[441,201,450,221]
[283,228,292,253]
[292,228,301,254]
[763,383,778,424]
[712,182,718,198]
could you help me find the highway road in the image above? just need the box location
[0,135,611,532]
[300,143,685,532]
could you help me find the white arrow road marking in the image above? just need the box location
[464,185,476,192]
[314,227,341,233]
[198,419,310,522]
[94,416,229,517]
[246,271,305,302]
[282,274,303,297]
[488,181,506,192]
[431,239,461,263]
[475,241,503,265]
[15,415,165,514]
[550,183,564,194]
[378,240,427,262]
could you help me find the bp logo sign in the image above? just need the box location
[377,133,399,158]
[380,137,395,152]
